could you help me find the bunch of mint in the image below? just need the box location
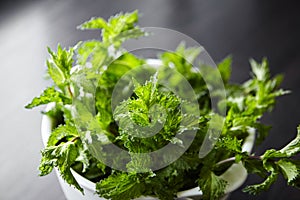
[26,11,300,200]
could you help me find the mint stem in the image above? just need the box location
[68,85,73,98]
[71,136,79,142]
[216,155,262,166]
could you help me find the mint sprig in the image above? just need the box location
[245,126,300,192]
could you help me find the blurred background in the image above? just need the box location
[0,0,299,199]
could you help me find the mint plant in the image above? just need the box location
[26,11,300,200]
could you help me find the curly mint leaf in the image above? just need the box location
[198,168,227,200]
[96,173,151,200]
[277,159,299,184]
[113,74,184,152]
[47,124,79,146]
[217,136,242,155]
[75,144,91,173]
[39,141,83,193]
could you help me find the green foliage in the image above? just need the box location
[223,58,290,142]
[198,167,227,200]
[277,159,299,184]
[47,124,79,146]
[217,56,232,84]
[243,167,279,195]
[242,126,300,195]
[25,10,300,200]
[113,74,189,153]
[96,172,153,200]
[25,87,71,109]
[263,126,300,159]
[78,10,145,47]
[47,45,74,91]
[39,139,83,193]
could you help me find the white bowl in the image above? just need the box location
[41,103,255,200]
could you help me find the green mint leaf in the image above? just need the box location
[75,144,90,173]
[126,153,152,173]
[277,159,299,184]
[25,87,70,109]
[249,58,270,82]
[78,10,145,48]
[217,56,232,83]
[198,168,227,200]
[263,126,300,159]
[78,17,109,30]
[160,43,200,78]
[47,124,79,146]
[96,173,150,200]
[281,160,300,188]
[76,40,106,67]
[150,154,201,200]
[217,136,242,155]
[175,42,201,64]
[243,168,278,195]
[39,141,83,193]
[112,28,145,44]
[47,45,74,90]
[243,158,268,178]
[48,44,74,76]
[47,59,66,88]
[277,126,300,156]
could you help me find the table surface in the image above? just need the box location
[0,0,300,199]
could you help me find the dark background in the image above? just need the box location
[0,0,299,199]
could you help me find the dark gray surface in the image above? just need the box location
[0,0,299,199]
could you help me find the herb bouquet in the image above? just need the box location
[26,11,300,200]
